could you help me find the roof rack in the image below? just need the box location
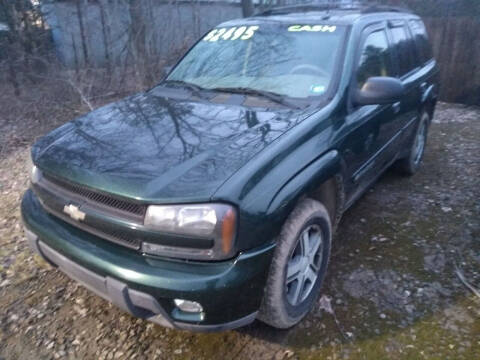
[254,4,359,17]
[254,2,411,17]
[362,4,411,14]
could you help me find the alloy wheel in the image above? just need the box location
[285,224,324,306]
[413,119,427,165]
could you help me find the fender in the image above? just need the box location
[266,150,343,216]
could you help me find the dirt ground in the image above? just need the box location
[0,102,479,360]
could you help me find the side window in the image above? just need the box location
[356,30,393,89]
[409,20,433,64]
[390,25,417,76]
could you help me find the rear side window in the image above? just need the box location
[390,25,417,77]
[356,30,394,89]
[409,20,433,64]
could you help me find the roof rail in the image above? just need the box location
[254,3,361,17]
[254,2,411,17]
[361,4,411,14]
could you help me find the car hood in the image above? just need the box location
[32,90,310,203]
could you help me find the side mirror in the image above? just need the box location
[354,77,404,106]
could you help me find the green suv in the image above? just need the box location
[22,4,439,331]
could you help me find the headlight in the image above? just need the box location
[143,204,237,260]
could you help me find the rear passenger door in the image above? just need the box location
[386,21,423,145]
[407,18,439,136]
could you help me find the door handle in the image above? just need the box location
[392,101,401,114]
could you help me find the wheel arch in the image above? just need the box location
[266,150,346,233]
[308,173,345,232]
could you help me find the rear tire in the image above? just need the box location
[258,198,332,329]
[396,111,430,175]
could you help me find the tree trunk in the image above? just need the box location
[75,0,90,66]
[241,0,254,17]
[128,0,150,86]
[98,0,112,78]
[1,1,21,95]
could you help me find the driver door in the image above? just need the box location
[342,24,398,202]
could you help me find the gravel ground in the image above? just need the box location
[0,102,479,360]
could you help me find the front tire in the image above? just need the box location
[258,199,332,329]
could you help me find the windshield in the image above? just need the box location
[167,23,346,99]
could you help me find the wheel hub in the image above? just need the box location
[285,224,323,306]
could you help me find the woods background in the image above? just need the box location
[1,0,479,108]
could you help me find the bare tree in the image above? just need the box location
[1,0,479,106]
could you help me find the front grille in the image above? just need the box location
[43,173,147,217]
[33,171,147,250]
[40,198,142,250]
[32,182,143,250]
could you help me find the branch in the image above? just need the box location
[67,77,94,111]
[455,265,480,299]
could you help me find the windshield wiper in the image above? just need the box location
[162,80,207,97]
[210,87,302,109]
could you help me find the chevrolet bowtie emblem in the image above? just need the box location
[63,204,86,222]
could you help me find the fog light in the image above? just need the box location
[174,299,203,313]
[31,165,41,184]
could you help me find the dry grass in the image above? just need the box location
[0,62,165,160]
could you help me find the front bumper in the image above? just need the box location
[21,190,275,331]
